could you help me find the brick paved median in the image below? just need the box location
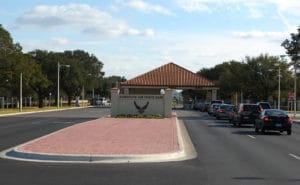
[18,116,179,155]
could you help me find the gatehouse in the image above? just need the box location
[111,62,218,117]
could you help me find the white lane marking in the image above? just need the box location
[289,153,300,160]
[247,135,256,139]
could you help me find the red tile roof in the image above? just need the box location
[121,62,216,88]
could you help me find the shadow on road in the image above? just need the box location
[207,124,232,128]
[231,130,282,136]
[233,176,265,181]
[233,177,300,182]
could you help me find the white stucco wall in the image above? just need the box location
[111,88,172,117]
[119,95,164,115]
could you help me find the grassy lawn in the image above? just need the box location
[0,106,76,115]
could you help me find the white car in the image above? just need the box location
[96,98,109,106]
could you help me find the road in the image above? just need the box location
[0,109,299,185]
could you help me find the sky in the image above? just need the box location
[1,0,299,79]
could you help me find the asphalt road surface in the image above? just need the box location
[0,109,299,185]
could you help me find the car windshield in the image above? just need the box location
[265,110,287,116]
[243,105,259,111]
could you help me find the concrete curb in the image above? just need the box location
[0,117,197,164]
[0,106,95,117]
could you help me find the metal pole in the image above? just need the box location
[57,62,60,109]
[278,67,281,109]
[294,65,297,118]
[20,73,22,112]
[49,93,52,107]
[240,91,243,103]
[82,85,85,107]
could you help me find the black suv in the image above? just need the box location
[232,104,260,126]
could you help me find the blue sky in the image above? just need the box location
[1,0,299,78]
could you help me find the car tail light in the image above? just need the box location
[218,109,224,113]
[241,106,244,112]
[263,117,270,122]
[288,117,293,123]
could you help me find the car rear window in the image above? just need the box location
[265,110,287,116]
[220,105,227,109]
[243,105,259,111]
[260,103,271,109]
[211,100,222,104]
[225,105,235,110]
[213,104,220,108]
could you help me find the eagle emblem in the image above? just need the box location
[134,101,149,114]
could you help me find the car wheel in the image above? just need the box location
[287,129,292,135]
[261,128,265,133]
[216,116,220,120]
[255,127,259,133]
[228,119,231,123]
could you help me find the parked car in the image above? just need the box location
[96,98,109,105]
[216,104,235,120]
[202,103,210,112]
[208,103,221,115]
[212,104,221,116]
[228,106,237,123]
[255,109,292,135]
[256,102,271,111]
[194,100,205,111]
[211,100,223,104]
[231,103,260,126]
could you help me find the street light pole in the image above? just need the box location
[294,64,297,118]
[57,62,60,109]
[278,66,281,109]
[57,62,70,108]
[20,72,22,112]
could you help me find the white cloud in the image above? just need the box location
[15,4,154,37]
[125,0,172,15]
[99,32,287,78]
[176,0,212,13]
[232,30,289,40]
[176,0,300,18]
[267,0,300,16]
[50,37,69,46]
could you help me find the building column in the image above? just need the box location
[164,88,172,118]
[124,88,129,95]
[111,88,120,117]
[212,89,217,100]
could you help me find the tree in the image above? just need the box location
[197,54,293,103]
[61,50,104,104]
[0,25,47,105]
[100,76,126,98]
[281,27,300,65]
